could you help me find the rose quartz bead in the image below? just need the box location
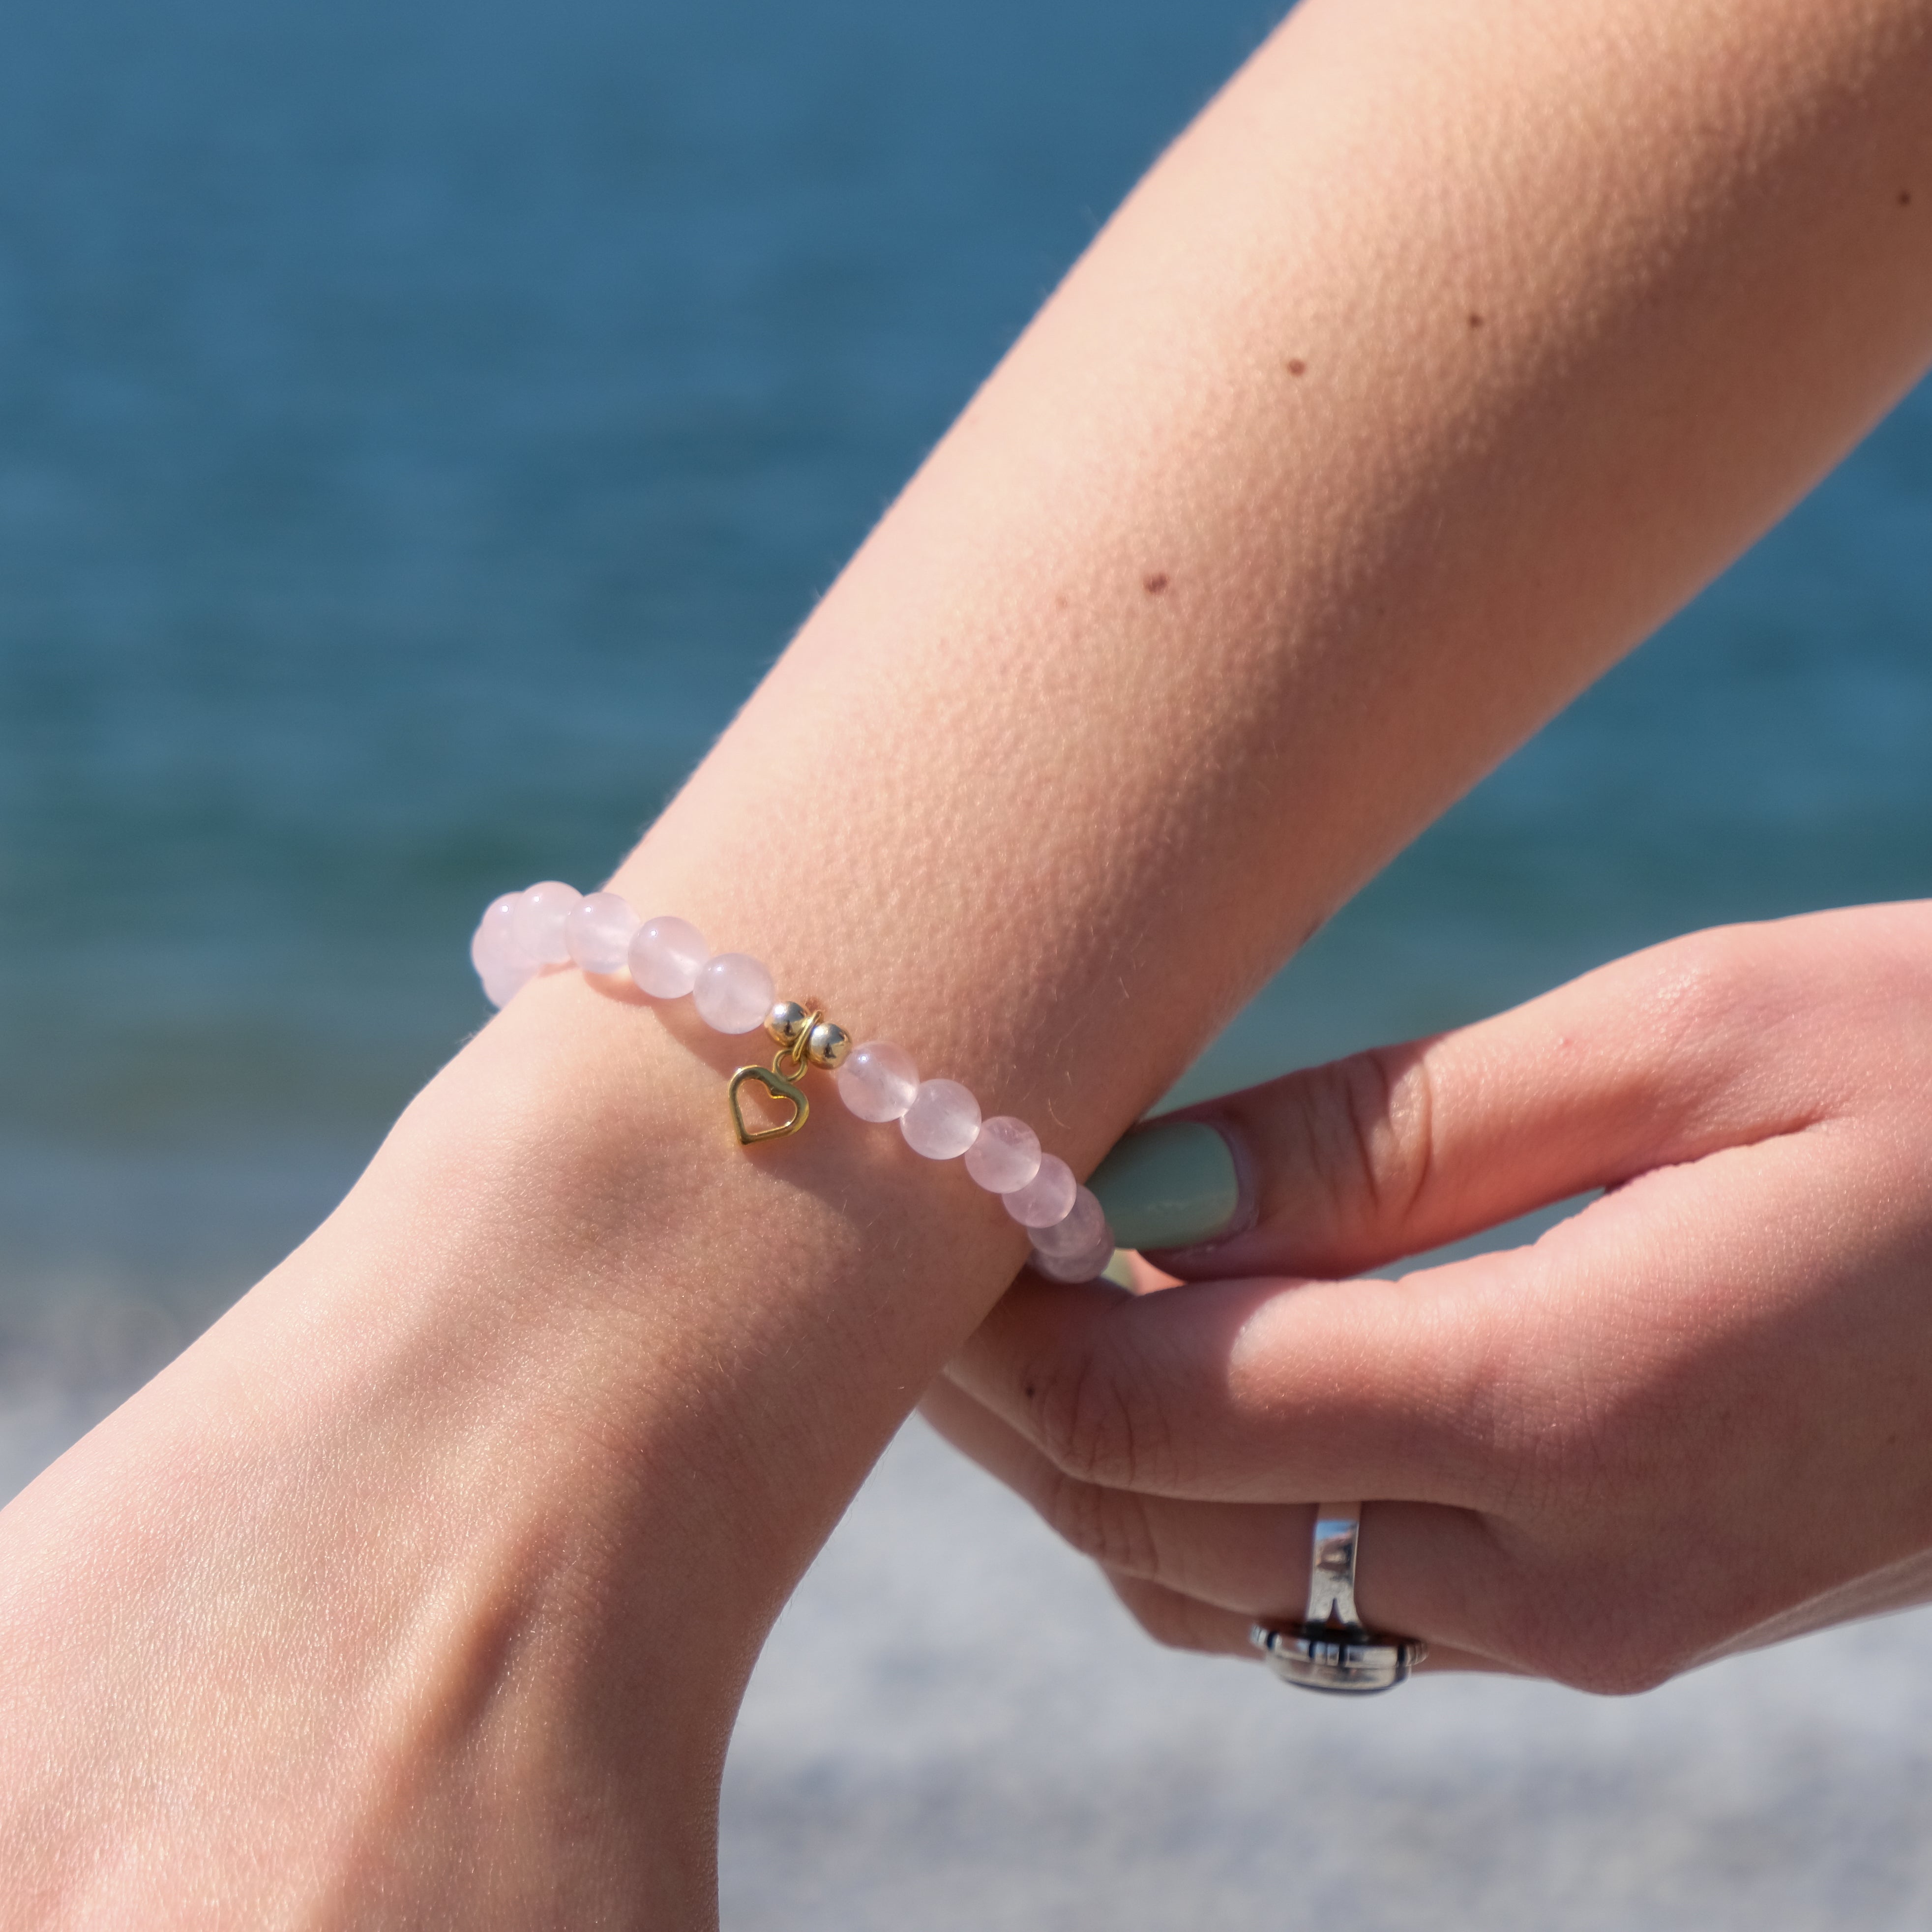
[1030,1223,1116,1283]
[628,916,709,998]
[565,891,639,975]
[1002,1153,1077,1229]
[1031,1185,1109,1259]
[474,892,537,1008]
[470,893,524,979]
[693,951,774,1033]
[964,1115,1041,1194]
[481,958,536,1010]
[512,881,582,966]
[1031,1187,1115,1282]
[837,1041,920,1123]
[900,1079,981,1160]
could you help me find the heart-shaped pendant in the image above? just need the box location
[728,1063,811,1145]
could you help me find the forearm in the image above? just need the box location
[587,0,1932,1569]
[632,0,1932,1177]
[669,0,1932,1079]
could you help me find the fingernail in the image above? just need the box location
[1087,1118,1240,1252]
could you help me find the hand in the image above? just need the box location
[926,904,1932,1691]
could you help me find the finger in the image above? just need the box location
[944,1266,1505,1507]
[1105,1570,1253,1658]
[1103,1573,1525,1677]
[1098,909,1888,1280]
[962,1116,1932,1688]
[920,1373,1316,1615]
[921,1373,1524,1656]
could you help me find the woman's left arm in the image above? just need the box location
[930,903,1932,1687]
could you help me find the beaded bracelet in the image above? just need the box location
[470,880,1118,1283]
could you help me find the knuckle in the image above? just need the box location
[1112,1575,1222,1655]
[1293,1044,1438,1237]
[1535,1623,1681,1697]
[1583,1655,1680,1698]
[1477,1553,1688,1696]
[1038,1470,1162,1578]
[1026,1334,1176,1492]
[1635,925,1768,1056]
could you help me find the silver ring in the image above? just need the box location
[1249,1501,1428,1695]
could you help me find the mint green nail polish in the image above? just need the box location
[1088,1119,1239,1251]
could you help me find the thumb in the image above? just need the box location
[1091,915,1843,1281]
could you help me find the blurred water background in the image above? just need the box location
[2,0,1930,1923]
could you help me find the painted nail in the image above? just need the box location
[1087,1118,1239,1252]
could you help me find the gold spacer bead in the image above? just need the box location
[807,1021,852,1070]
[766,1001,811,1050]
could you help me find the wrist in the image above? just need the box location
[314,957,1033,1655]
[2,961,1037,1923]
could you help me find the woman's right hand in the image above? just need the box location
[927,903,1932,1690]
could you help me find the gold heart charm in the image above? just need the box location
[728,1063,810,1146]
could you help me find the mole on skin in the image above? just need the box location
[1468,312,1484,328]
[1143,573,1170,595]
[1285,357,1306,376]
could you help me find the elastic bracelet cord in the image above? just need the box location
[471,881,1118,1284]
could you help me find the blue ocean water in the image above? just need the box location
[1,1,1929,1921]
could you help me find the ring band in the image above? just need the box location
[1249,1501,1428,1695]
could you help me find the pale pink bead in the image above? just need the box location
[837,1041,920,1123]
[1030,1186,1114,1284]
[481,957,537,1010]
[512,881,582,966]
[1030,1223,1116,1283]
[1002,1153,1077,1229]
[1031,1185,1109,1259]
[693,951,774,1033]
[964,1115,1041,1194]
[900,1079,981,1160]
[470,893,524,979]
[565,891,639,975]
[628,916,708,998]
